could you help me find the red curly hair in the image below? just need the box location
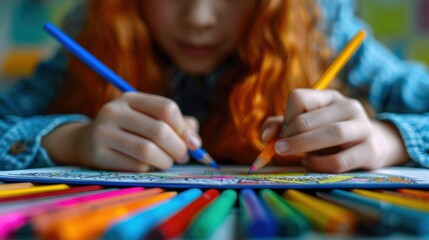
[49,0,332,164]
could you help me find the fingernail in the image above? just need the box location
[187,134,201,149]
[261,128,270,142]
[275,140,289,154]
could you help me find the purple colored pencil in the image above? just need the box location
[239,188,278,238]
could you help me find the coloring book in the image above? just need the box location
[0,165,428,189]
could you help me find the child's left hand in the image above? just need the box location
[261,89,409,173]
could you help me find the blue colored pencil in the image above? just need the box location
[102,188,202,240]
[43,22,220,170]
[239,188,279,238]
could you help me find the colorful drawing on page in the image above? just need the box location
[0,166,428,189]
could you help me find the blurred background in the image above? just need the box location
[0,0,81,88]
[0,0,428,89]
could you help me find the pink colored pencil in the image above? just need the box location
[54,187,144,207]
[0,187,144,239]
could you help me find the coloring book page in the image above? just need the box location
[0,165,428,189]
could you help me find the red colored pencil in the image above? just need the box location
[147,189,220,239]
[0,185,103,204]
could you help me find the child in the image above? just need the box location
[0,0,428,173]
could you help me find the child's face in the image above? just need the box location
[141,0,256,75]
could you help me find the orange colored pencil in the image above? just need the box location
[249,30,367,173]
[397,189,429,201]
[377,189,429,202]
[49,191,176,240]
[33,188,166,239]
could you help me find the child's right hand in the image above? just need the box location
[42,92,201,171]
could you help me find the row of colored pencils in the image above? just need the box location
[0,182,429,239]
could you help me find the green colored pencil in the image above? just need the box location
[260,189,310,236]
[185,189,237,238]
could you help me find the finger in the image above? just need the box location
[125,93,202,150]
[284,89,343,125]
[302,142,374,173]
[283,99,364,136]
[91,149,151,172]
[116,109,188,162]
[106,128,179,169]
[275,120,369,156]
[125,92,187,134]
[261,116,283,143]
[183,116,201,150]
[184,116,199,133]
[261,116,283,130]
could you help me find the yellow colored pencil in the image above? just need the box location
[0,184,69,198]
[0,182,34,191]
[249,30,367,173]
[352,189,429,212]
[284,189,357,234]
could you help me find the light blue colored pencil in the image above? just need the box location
[102,188,202,240]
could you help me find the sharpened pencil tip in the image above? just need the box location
[197,151,220,170]
[247,166,256,175]
[201,153,220,170]
[209,162,221,170]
